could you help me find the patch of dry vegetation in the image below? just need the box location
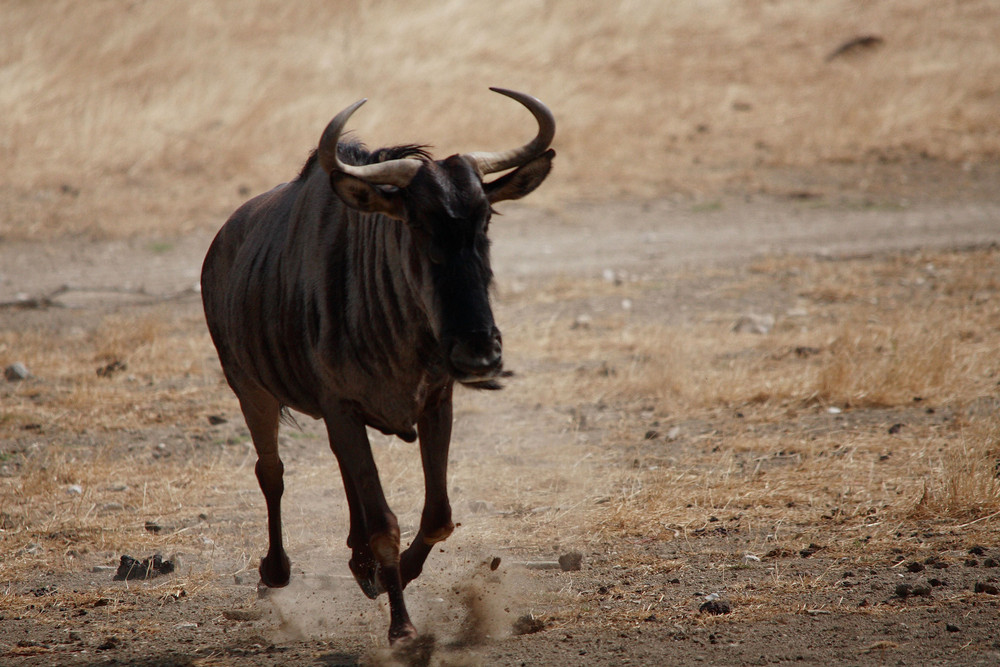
[3,1,999,239]
[0,306,229,433]
[503,246,1000,553]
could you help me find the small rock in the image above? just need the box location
[743,553,761,563]
[96,636,122,651]
[974,582,999,595]
[905,561,925,573]
[968,545,987,556]
[96,360,127,378]
[699,600,732,615]
[113,554,175,581]
[888,423,904,435]
[207,414,228,425]
[4,363,30,381]
[558,551,583,571]
[489,557,501,571]
[800,543,824,558]
[983,558,998,568]
[67,484,83,496]
[946,623,960,632]
[91,565,116,574]
[665,426,682,441]
[826,34,885,62]
[732,313,774,335]
[144,521,162,533]
[894,583,913,598]
[513,614,546,635]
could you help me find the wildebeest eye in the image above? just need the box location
[428,243,446,265]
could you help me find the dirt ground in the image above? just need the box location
[1,158,998,666]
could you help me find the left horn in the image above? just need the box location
[317,99,424,187]
[465,88,556,176]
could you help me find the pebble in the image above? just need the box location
[974,582,999,595]
[558,551,583,571]
[4,363,30,381]
[732,313,774,335]
[700,599,732,615]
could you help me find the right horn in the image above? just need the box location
[465,88,556,176]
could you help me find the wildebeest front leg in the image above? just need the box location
[401,385,455,587]
[238,388,291,588]
[323,409,417,644]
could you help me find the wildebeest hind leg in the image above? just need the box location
[402,387,455,587]
[238,388,291,588]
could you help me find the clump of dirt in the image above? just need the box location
[112,554,175,581]
[450,567,511,646]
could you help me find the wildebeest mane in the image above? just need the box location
[298,141,432,180]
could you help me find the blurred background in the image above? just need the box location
[3,0,998,240]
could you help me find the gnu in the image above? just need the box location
[201,88,555,643]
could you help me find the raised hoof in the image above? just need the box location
[349,558,384,599]
[259,553,291,588]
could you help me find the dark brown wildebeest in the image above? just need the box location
[200,88,555,643]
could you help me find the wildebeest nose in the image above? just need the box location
[449,332,502,376]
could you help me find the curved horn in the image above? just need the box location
[317,98,424,188]
[465,87,556,176]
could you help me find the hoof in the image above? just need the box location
[259,553,291,588]
[388,622,421,647]
[349,558,384,599]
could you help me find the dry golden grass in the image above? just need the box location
[3,1,999,239]
[498,246,1000,553]
[0,306,228,433]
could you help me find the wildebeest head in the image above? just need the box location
[316,88,555,387]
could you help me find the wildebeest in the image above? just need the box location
[201,88,555,643]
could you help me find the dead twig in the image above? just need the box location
[0,285,198,310]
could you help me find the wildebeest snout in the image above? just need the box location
[448,328,502,380]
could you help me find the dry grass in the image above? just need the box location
[3,1,1000,239]
[497,246,1000,552]
[0,306,228,433]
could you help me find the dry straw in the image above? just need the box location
[3,1,1000,239]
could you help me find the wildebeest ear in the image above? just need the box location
[484,149,555,203]
[330,173,408,221]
